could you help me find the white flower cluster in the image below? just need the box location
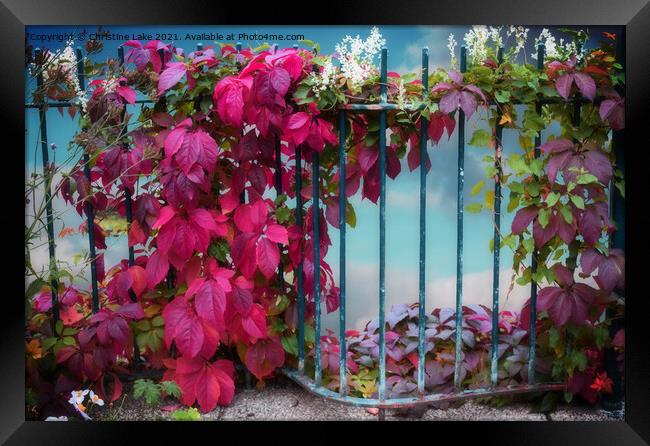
[40,40,88,112]
[447,33,458,68]
[463,25,490,64]
[506,26,530,57]
[309,56,338,98]
[488,26,504,48]
[531,28,579,62]
[335,26,386,90]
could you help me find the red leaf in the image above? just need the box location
[244,338,285,381]
[256,237,280,278]
[128,265,147,297]
[264,224,288,245]
[194,279,227,329]
[128,219,147,247]
[145,250,169,288]
[242,303,267,341]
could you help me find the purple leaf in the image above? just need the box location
[594,249,625,292]
[439,90,461,115]
[580,248,602,275]
[573,72,596,101]
[540,138,573,155]
[459,91,478,118]
[546,151,572,183]
[579,206,603,245]
[533,213,559,248]
[555,73,574,100]
[463,84,487,103]
[511,206,538,234]
[447,70,463,84]
[582,148,612,184]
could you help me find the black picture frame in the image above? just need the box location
[3,1,649,444]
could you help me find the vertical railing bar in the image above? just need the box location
[117,46,141,371]
[312,46,322,387]
[35,48,60,323]
[338,110,347,397]
[312,151,322,385]
[296,144,305,373]
[233,40,251,389]
[293,36,304,375]
[235,42,246,207]
[490,46,505,389]
[74,47,100,314]
[293,40,305,375]
[453,46,467,389]
[378,47,388,403]
[528,43,545,384]
[118,46,136,272]
[275,134,286,294]
[417,47,429,396]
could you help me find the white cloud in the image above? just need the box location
[323,262,599,332]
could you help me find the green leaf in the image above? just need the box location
[466,203,483,213]
[538,208,550,228]
[160,381,181,399]
[304,324,315,344]
[549,327,561,349]
[281,334,298,356]
[507,154,530,174]
[494,90,511,103]
[171,407,201,421]
[275,206,291,224]
[538,392,559,413]
[25,279,46,300]
[570,195,585,210]
[469,129,491,147]
[545,192,560,207]
[559,205,573,224]
[576,173,598,185]
[133,379,161,407]
[346,202,356,228]
[471,180,485,196]
[564,391,573,403]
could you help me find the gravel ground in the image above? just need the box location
[94,378,623,422]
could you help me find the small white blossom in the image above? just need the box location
[464,25,490,64]
[89,391,104,406]
[335,26,386,90]
[310,56,338,98]
[38,40,88,112]
[68,389,89,405]
[531,28,581,62]
[448,33,458,68]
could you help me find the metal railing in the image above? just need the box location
[26,41,623,414]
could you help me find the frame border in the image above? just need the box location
[4,1,649,443]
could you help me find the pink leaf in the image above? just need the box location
[264,224,289,245]
[158,62,187,94]
[256,237,280,279]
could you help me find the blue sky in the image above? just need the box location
[25,25,619,328]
